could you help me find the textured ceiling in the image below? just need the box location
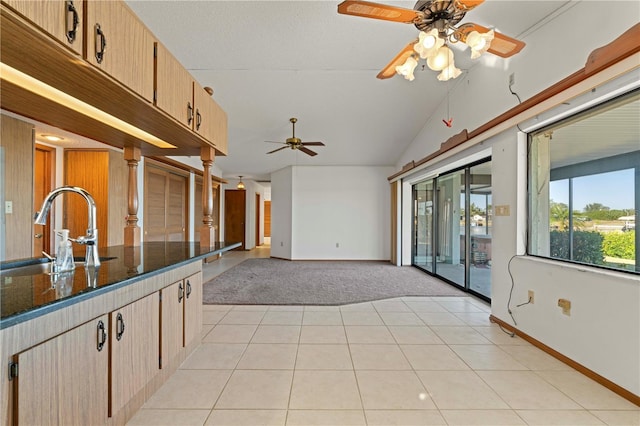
[119,1,570,181]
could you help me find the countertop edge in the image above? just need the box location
[0,242,241,330]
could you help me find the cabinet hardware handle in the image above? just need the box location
[178,282,184,303]
[186,280,192,298]
[95,23,107,64]
[97,320,107,351]
[196,110,202,130]
[116,313,125,341]
[187,102,194,125]
[65,1,79,43]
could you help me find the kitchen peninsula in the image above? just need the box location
[0,241,240,425]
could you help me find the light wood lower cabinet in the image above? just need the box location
[6,266,202,425]
[109,293,160,416]
[160,272,203,368]
[14,315,109,425]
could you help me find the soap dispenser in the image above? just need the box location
[55,229,75,272]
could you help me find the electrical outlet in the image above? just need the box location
[509,73,515,86]
[5,201,12,214]
[528,290,535,304]
[558,298,571,316]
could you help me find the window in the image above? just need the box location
[528,90,639,273]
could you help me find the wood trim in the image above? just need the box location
[490,315,640,407]
[388,23,640,181]
[146,155,227,183]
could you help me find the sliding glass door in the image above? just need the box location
[413,181,434,272]
[411,159,492,300]
[468,162,492,298]
[435,170,466,287]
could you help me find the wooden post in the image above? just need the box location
[124,146,141,246]
[200,146,216,248]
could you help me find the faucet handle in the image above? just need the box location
[42,251,55,261]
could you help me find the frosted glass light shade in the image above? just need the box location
[413,29,443,59]
[395,56,418,81]
[437,63,461,81]
[426,45,453,71]
[466,29,494,59]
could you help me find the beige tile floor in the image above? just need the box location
[128,248,640,426]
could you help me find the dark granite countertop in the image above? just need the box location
[0,241,240,329]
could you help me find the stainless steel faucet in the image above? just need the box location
[34,186,100,268]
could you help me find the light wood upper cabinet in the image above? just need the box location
[85,0,155,102]
[110,293,160,416]
[155,42,195,129]
[193,83,229,154]
[3,0,83,55]
[14,315,109,425]
[156,43,228,154]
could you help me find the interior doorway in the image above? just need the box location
[225,189,246,250]
[34,144,55,256]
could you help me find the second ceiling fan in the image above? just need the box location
[266,118,325,157]
[337,0,526,81]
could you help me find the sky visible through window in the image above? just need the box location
[550,169,635,212]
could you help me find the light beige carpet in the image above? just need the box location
[203,258,465,305]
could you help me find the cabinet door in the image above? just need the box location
[16,315,109,425]
[160,280,184,368]
[85,0,154,101]
[193,83,228,154]
[155,42,195,129]
[3,0,83,55]
[211,100,229,155]
[110,293,159,416]
[183,272,203,348]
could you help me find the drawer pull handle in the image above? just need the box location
[65,1,79,43]
[178,282,184,303]
[97,320,107,351]
[195,110,202,130]
[95,23,106,63]
[187,102,194,125]
[116,313,125,341]
[186,280,192,298]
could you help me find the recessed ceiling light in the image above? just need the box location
[42,134,63,142]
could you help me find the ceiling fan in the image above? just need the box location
[265,118,325,157]
[337,0,526,81]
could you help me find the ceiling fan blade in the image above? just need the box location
[267,146,289,154]
[337,0,422,24]
[460,23,526,58]
[301,142,325,146]
[298,147,318,157]
[454,0,484,12]
[377,41,418,79]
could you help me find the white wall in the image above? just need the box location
[394,2,640,396]
[270,167,293,259]
[271,165,393,260]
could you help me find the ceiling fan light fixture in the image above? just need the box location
[237,176,245,190]
[414,29,443,59]
[465,29,494,59]
[395,55,418,81]
[437,63,461,81]
[426,45,454,71]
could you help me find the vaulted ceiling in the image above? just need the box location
[121,1,570,181]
